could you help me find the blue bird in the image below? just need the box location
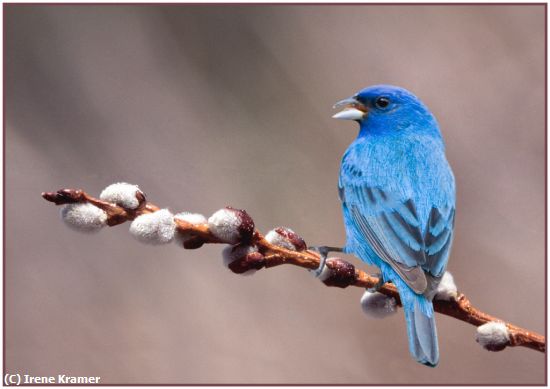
[328,85,455,367]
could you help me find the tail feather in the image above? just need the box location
[404,299,439,367]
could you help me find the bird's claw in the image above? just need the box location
[367,272,385,292]
[308,245,343,278]
[308,245,329,278]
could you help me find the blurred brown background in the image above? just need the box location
[5,4,545,385]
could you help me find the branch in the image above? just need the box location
[42,186,545,353]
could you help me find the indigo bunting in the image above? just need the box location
[332,85,455,367]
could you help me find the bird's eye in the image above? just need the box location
[374,97,390,109]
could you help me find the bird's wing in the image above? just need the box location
[424,205,455,277]
[340,184,435,294]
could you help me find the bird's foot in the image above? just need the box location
[308,246,344,278]
[367,273,385,292]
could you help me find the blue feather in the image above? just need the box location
[336,85,456,366]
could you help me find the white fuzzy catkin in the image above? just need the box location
[360,291,398,319]
[435,271,458,301]
[61,203,108,233]
[265,228,296,250]
[174,212,208,244]
[475,322,510,350]
[175,212,208,225]
[100,182,142,209]
[208,209,242,244]
[129,209,176,245]
[222,245,258,276]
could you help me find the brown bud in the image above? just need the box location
[208,206,255,244]
[182,236,205,250]
[228,251,265,274]
[134,190,147,210]
[228,207,255,244]
[481,343,508,352]
[322,258,356,288]
[273,227,307,251]
[42,189,84,205]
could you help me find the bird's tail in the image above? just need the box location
[402,294,439,367]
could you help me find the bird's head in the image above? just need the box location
[333,85,441,139]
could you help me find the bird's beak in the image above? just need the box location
[332,97,367,120]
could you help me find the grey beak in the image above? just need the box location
[332,97,367,120]
[333,97,360,109]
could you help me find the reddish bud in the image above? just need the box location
[182,236,205,249]
[322,258,356,288]
[208,207,255,244]
[42,189,84,205]
[228,251,265,274]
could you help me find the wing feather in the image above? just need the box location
[424,207,455,277]
[341,183,454,295]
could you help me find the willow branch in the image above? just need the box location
[42,188,545,353]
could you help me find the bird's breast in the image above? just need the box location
[339,135,454,220]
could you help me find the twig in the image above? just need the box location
[42,188,545,353]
